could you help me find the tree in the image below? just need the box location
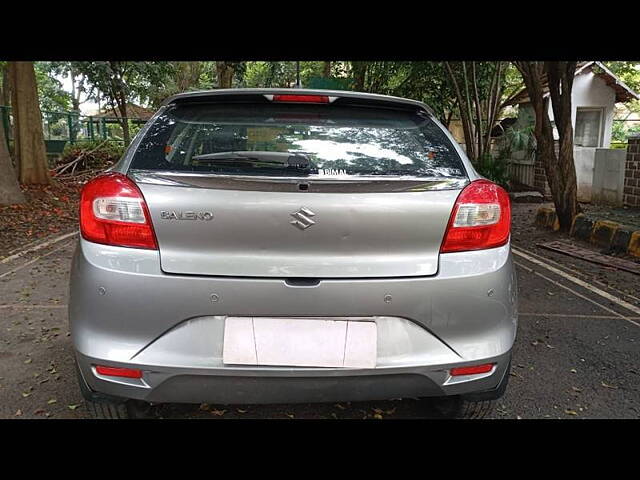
[444,62,508,163]
[0,77,24,205]
[8,62,50,185]
[145,62,206,107]
[72,61,174,145]
[515,61,579,231]
[322,61,331,78]
[33,62,72,112]
[216,61,239,89]
[603,61,640,114]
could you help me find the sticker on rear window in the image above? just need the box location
[318,168,347,176]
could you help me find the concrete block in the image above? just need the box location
[590,220,620,248]
[628,231,640,259]
[510,191,545,203]
[610,227,633,254]
[571,214,594,241]
[535,207,555,229]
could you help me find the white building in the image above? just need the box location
[507,61,639,201]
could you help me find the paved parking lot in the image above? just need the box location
[1,204,638,419]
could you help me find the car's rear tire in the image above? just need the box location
[74,359,151,419]
[428,359,510,419]
[430,396,496,419]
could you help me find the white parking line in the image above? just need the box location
[0,240,75,280]
[519,312,640,320]
[0,304,68,309]
[513,247,640,318]
[0,230,78,265]
[514,244,640,304]
[514,257,640,329]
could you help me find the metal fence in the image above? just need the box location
[0,105,148,154]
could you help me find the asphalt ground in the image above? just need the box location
[0,203,638,419]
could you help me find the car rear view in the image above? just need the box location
[69,89,517,418]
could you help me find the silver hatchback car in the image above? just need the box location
[69,89,517,419]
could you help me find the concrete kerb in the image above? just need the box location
[536,207,640,258]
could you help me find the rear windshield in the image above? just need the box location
[129,103,467,179]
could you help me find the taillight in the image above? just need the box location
[440,179,511,253]
[272,94,330,104]
[80,173,158,249]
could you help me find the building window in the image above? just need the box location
[574,108,603,147]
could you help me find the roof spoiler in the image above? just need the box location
[162,88,436,117]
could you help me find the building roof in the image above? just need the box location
[93,103,155,120]
[505,61,639,106]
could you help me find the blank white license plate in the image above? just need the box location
[223,317,377,368]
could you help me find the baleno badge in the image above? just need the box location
[290,207,316,230]
[160,211,214,221]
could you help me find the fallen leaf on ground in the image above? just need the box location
[210,409,226,416]
[601,382,618,389]
[68,404,81,410]
[564,409,578,416]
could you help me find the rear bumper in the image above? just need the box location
[69,239,518,404]
[76,350,512,404]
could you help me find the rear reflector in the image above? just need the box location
[450,363,495,376]
[440,179,511,253]
[80,173,158,250]
[95,365,143,379]
[272,94,330,104]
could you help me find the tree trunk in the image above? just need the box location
[70,68,81,113]
[323,61,331,78]
[515,61,580,231]
[0,82,25,205]
[1,65,11,107]
[545,61,580,230]
[8,62,50,185]
[351,61,366,91]
[176,62,202,91]
[216,62,234,89]
[115,99,130,146]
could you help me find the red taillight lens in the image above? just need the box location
[272,94,330,104]
[80,173,158,249]
[450,363,495,376]
[95,365,143,379]
[440,179,511,253]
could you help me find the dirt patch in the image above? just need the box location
[0,177,84,259]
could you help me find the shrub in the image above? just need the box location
[56,140,125,173]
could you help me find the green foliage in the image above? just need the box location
[71,61,175,111]
[475,153,511,188]
[603,62,640,114]
[33,62,72,111]
[243,61,327,88]
[612,120,640,143]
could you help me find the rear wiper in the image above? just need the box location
[191,151,317,173]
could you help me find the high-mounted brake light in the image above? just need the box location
[440,179,511,253]
[272,94,330,104]
[95,365,143,379]
[450,363,495,376]
[80,173,158,249]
